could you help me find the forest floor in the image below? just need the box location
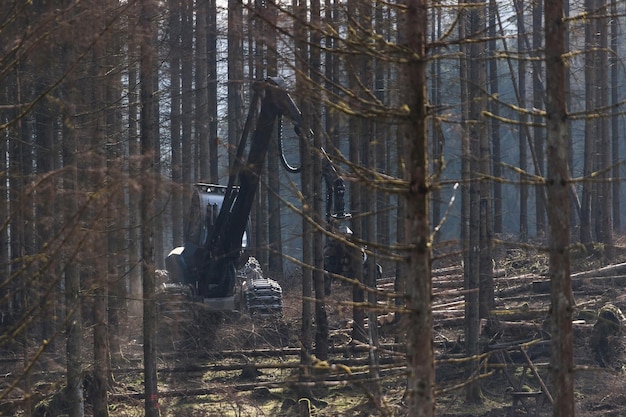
[4,241,626,416]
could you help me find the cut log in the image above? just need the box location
[532,275,626,293]
[571,262,626,279]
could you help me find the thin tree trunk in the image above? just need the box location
[581,0,595,244]
[544,0,575,414]
[62,70,85,417]
[196,0,210,180]
[532,0,546,238]
[92,19,110,417]
[516,0,528,241]
[107,26,126,366]
[310,0,329,363]
[208,0,219,183]
[181,0,194,203]
[140,0,160,415]
[489,0,502,235]
[128,13,143,321]
[295,0,313,371]
[596,0,613,259]
[252,0,268,270]
[347,0,365,344]
[403,0,434,413]
[169,0,183,246]
[228,0,245,170]
[430,4,443,243]
[465,0,485,402]
[267,0,284,279]
[611,0,620,232]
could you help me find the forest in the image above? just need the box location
[1,0,626,416]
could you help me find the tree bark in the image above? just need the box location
[196,0,210,180]
[595,0,613,259]
[208,0,219,183]
[140,0,160,415]
[92,14,110,415]
[465,0,486,403]
[309,0,329,363]
[402,0,435,414]
[515,0,529,241]
[610,0,620,232]
[581,0,595,245]
[532,0,546,238]
[295,0,313,372]
[228,0,245,170]
[266,0,284,279]
[544,1,576,414]
[488,0,502,235]
[62,64,85,417]
[128,10,143,321]
[169,0,183,246]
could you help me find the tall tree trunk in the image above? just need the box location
[228,0,245,170]
[13,90,34,415]
[92,17,110,416]
[208,0,219,182]
[532,0,546,238]
[107,21,127,366]
[295,0,314,373]
[402,0,434,414]
[479,0,494,318]
[62,61,85,417]
[581,0,595,244]
[347,0,365,344]
[128,11,143,321]
[544,0,575,414]
[309,0,329,363]
[267,0,284,279]
[140,0,160,415]
[516,0,529,241]
[181,0,194,209]
[0,78,8,354]
[252,0,268,270]
[169,0,183,246]
[489,0,502,235]
[196,0,210,180]
[611,0,620,232]
[430,4,443,243]
[465,0,485,403]
[35,77,58,349]
[595,0,612,259]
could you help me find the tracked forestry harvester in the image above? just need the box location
[162,77,307,318]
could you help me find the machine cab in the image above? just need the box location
[166,183,250,288]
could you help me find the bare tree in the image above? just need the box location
[402,0,435,415]
[61,26,85,417]
[544,0,575,414]
[169,0,183,246]
[266,0,285,279]
[294,0,314,371]
[610,0,620,232]
[464,0,488,403]
[196,0,210,180]
[488,0,502,235]
[595,0,613,259]
[91,5,110,414]
[516,0,529,241]
[532,0,546,238]
[139,0,160,415]
[228,0,245,170]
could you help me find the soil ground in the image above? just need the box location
[2,244,626,416]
